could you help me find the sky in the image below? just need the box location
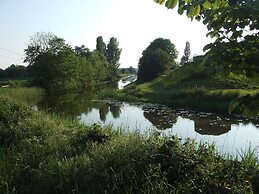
[0,0,212,69]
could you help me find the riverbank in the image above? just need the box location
[0,89,259,193]
[105,72,259,117]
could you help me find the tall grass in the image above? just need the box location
[0,98,258,193]
[0,87,44,105]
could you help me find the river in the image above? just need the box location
[39,77,259,157]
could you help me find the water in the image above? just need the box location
[118,75,137,89]
[78,100,259,156]
[38,77,259,157]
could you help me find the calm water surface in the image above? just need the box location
[78,100,259,156]
[39,77,259,157]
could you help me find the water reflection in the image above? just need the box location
[193,117,231,135]
[99,102,122,122]
[39,91,96,117]
[37,91,259,156]
[143,105,177,130]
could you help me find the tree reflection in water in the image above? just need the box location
[193,116,231,135]
[39,91,258,138]
[143,104,178,130]
[39,91,96,117]
[40,91,123,122]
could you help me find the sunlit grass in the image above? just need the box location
[120,64,259,116]
[0,87,44,105]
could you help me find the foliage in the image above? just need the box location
[137,38,178,82]
[95,36,122,79]
[96,36,107,56]
[0,98,258,193]
[180,41,191,64]
[24,32,121,91]
[24,32,69,65]
[74,45,91,58]
[154,0,259,75]
[29,48,82,91]
[119,66,137,75]
[106,37,122,68]
[0,64,30,80]
[145,38,178,59]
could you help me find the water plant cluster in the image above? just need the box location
[0,96,258,193]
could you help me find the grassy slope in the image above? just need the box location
[0,97,258,193]
[121,65,259,116]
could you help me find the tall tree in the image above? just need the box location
[181,41,191,64]
[106,37,122,68]
[96,36,106,55]
[137,38,178,82]
[24,32,69,65]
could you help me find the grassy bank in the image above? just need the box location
[110,67,259,117]
[0,96,259,193]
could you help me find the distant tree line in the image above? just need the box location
[24,32,122,92]
[0,64,30,80]
[119,66,137,75]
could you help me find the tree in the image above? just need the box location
[24,32,69,65]
[24,32,82,91]
[146,38,178,59]
[181,41,191,64]
[74,45,90,58]
[106,37,122,68]
[137,38,178,82]
[154,0,259,75]
[29,49,82,91]
[96,36,106,55]
[4,64,29,79]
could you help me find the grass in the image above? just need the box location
[0,95,258,193]
[0,87,44,105]
[118,65,259,117]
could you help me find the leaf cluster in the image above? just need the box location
[155,0,259,75]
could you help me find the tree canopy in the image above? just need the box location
[137,38,178,82]
[154,0,259,75]
[106,37,122,68]
[25,32,122,92]
[96,36,107,56]
[24,32,69,65]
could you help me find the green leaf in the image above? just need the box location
[165,0,178,9]
[178,6,184,15]
[203,0,211,10]
[188,5,200,17]
[213,0,221,9]
[193,5,200,16]
[154,0,166,4]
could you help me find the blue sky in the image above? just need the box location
[0,0,211,69]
